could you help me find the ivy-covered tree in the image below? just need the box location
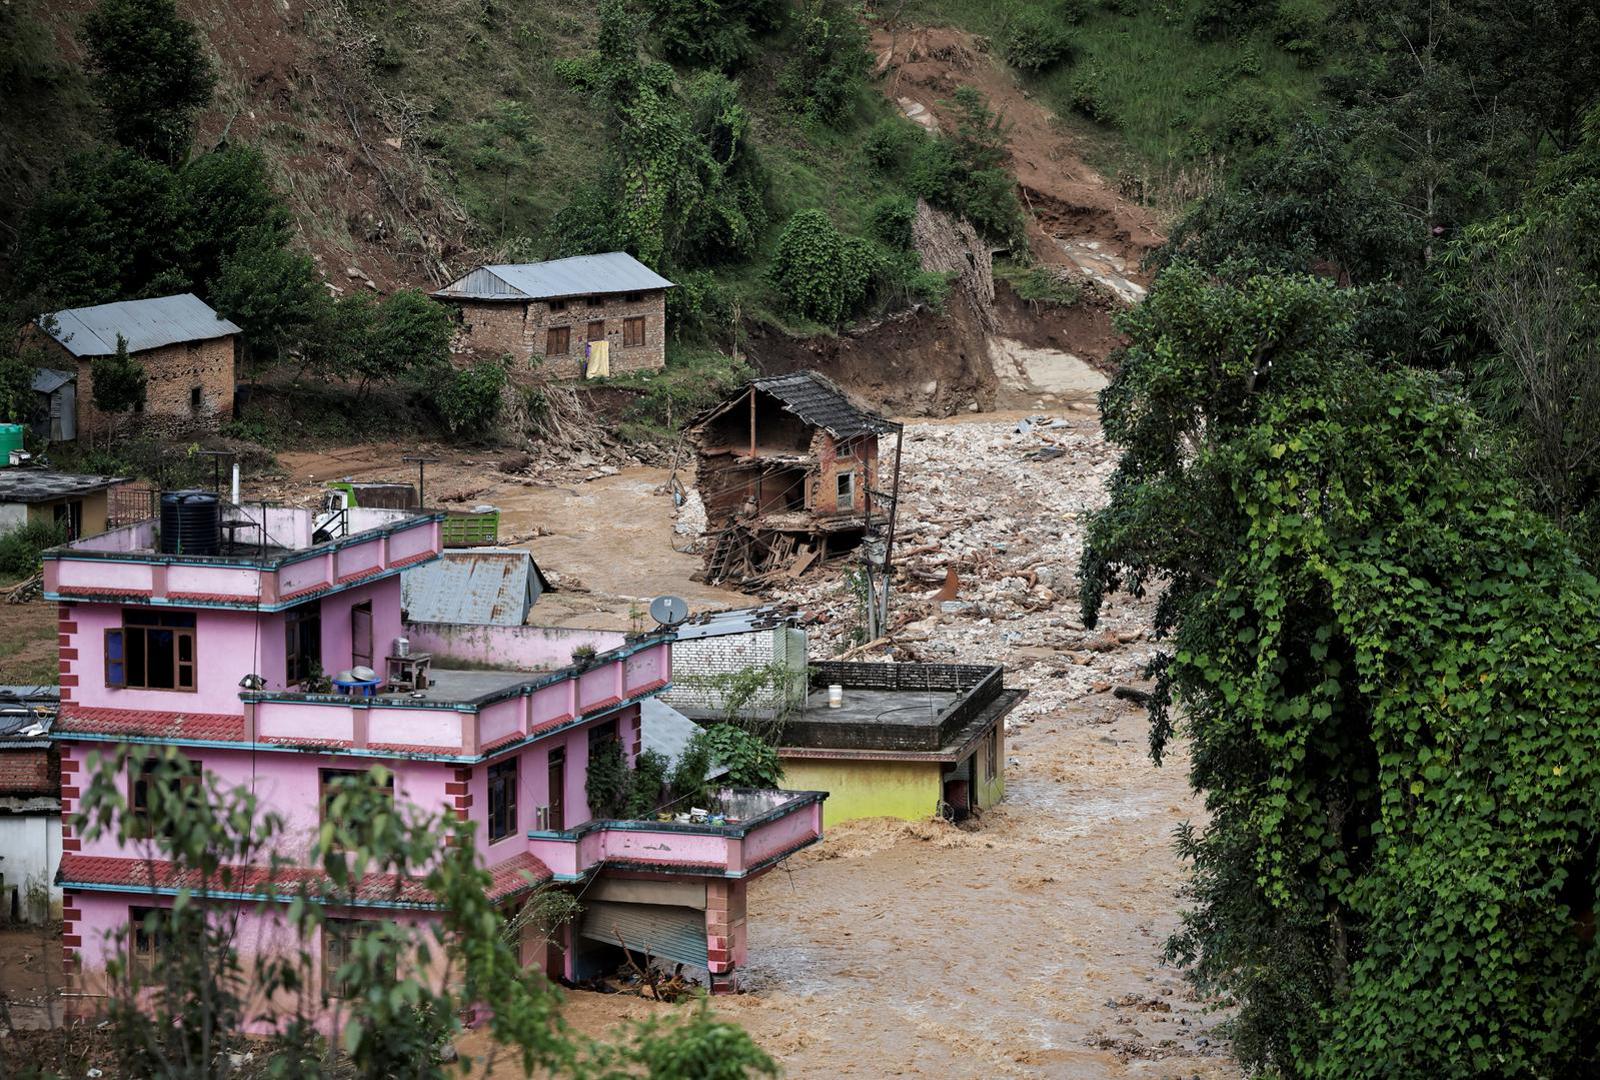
[210,226,327,370]
[80,0,215,165]
[1080,262,1600,1076]
[768,209,877,324]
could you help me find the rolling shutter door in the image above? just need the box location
[580,901,709,969]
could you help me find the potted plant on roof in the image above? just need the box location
[570,643,598,668]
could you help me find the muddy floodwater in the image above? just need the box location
[466,411,1239,1078]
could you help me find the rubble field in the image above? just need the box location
[467,409,1239,1078]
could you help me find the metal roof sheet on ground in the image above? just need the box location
[750,371,898,441]
[39,293,242,357]
[400,547,552,626]
[0,469,125,503]
[0,688,57,749]
[640,698,730,780]
[31,368,74,394]
[671,604,798,642]
[433,252,675,301]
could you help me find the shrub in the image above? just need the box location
[0,521,67,577]
[861,117,921,173]
[666,269,735,341]
[431,358,508,436]
[694,725,783,789]
[1067,67,1117,125]
[624,749,671,819]
[776,0,869,127]
[999,7,1077,73]
[866,193,917,249]
[768,209,878,324]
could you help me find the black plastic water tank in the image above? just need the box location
[159,490,221,556]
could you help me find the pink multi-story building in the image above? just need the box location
[44,500,823,1015]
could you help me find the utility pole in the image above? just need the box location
[877,422,905,633]
[403,454,440,509]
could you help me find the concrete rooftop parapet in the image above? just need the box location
[526,787,826,882]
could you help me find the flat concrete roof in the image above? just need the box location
[795,688,958,728]
[0,469,123,504]
[377,667,535,704]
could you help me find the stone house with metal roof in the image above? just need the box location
[27,293,239,437]
[688,372,903,584]
[432,252,673,379]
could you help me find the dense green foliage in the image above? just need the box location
[645,0,786,70]
[80,0,214,165]
[1081,264,1600,1075]
[0,520,67,578]
[998,6,1077,72]
[768,209,877,324]
[692,726,783,790]
[431,357,508,436]
[776,0,869,127]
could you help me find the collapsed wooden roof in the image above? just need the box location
[692,371,898,442]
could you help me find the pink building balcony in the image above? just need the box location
[43,506,440,611]
[231,640,672,761]
[527,788,826,882]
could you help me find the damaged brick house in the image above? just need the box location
[432,252,673,379]
[689,372,902,584]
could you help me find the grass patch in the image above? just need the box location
[603,344,754,444]
[996,259,1084,305]
[895,0,1332,201]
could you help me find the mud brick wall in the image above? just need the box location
[33,333,235,436]
[446,291,668,378]
[808,431,880,514]
[0,748,55,797]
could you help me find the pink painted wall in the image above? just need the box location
[405,622,627,672]
[68,604,274,714]
[70,746,457,863]
[312,579,403,680]
[68,890,442,1034]
[470,706,642,862]
[738,798,823,870]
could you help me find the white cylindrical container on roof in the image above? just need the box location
[827,684,843,708]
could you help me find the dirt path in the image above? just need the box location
[271,444,749,629]
[871,26,1165,299]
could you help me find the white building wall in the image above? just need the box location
[663,627,807,715]
[0,812,63,922]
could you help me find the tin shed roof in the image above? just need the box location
[672,604,799,642]
[401,548,552,626]
[39,293,241,357]
[31,368,75,394]
[433,253,675,301]
[749,371,897,440]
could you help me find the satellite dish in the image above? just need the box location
[649,595,690,628]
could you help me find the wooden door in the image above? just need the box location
[547,748,566,831]
[351,602,373,670]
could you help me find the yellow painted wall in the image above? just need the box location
[26,490,109,538]
[779,756,944,828]
[973,723,1005,810]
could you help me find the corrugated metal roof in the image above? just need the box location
[31,368,75,394]
[39,293,242,357]
[751,371,898,440]
[0,468,125,503]
[400,548,550,625]
[672,604,798,642]
[1,687,58,749]
[433,253,675,301]
[640,698,729,779]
